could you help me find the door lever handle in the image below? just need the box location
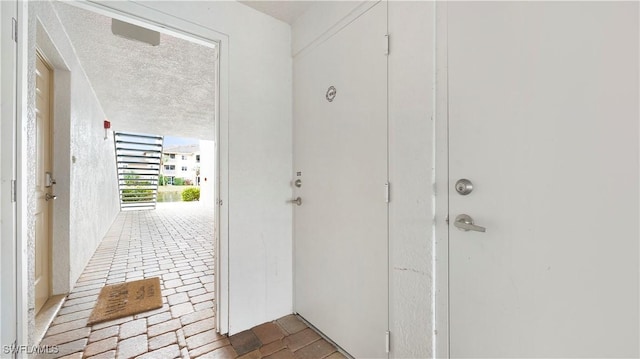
[45,193,57,201]
[454,214,486,232]
[288,197,302,206]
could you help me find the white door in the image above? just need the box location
[448,2,639,357]
[293,2,388,358]
[35,54,53,314]
[1,0,18,350]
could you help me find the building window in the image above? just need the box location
[165,165,175,170]
[181,155,187,160]
[169,154,175,159]
[196,155,200,163]
[181,166,188,171]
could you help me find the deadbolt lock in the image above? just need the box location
[455,179,473,195]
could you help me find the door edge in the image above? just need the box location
[433,2,450,359]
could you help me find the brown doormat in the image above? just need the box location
[87,277,163,325]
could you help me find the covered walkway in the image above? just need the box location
[39,202,218,358]
[38,203,344,359]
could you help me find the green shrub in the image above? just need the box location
[173,177,185,186]
[181,187,200,202]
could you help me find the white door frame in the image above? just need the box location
[433,3,449,358]
[15,0,29,351]
[14,1,231,339]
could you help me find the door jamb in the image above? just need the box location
[16,0,29,350]
[34,50,54,314]
[434,2,450,358]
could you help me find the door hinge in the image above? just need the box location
[384,182,390,203]
[11,180,16,203]
[12,18,18,43]
[216,198,223,206]
[384,34,390,56]
[385,331,390,353]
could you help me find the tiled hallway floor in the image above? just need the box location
[39,203,343,359]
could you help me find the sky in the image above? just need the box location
[163,135,199,147]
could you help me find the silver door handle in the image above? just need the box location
[45,193,57,201]
[454,214,486,232]
[288,197,302,206]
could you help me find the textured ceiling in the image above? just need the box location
[239,1,314,24]
[53,3,217,140]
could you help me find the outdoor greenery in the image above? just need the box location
[181,187,200,202]
[122,174,153,203]
[159,175,192,186]
[157,186,195,202]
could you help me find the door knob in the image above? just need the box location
[288,197,302,206]
[45,193,57,201]
[454,214,486,232]
[455,179,473,195]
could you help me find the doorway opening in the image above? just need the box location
[26,1,228,355]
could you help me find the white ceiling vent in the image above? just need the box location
[111,19,160,46]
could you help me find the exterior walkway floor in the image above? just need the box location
[38,202,344,359]
[39,202,217,358]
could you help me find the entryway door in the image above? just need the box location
[35,53,53,314]
[293,2,388,358]
[448,2,639,357]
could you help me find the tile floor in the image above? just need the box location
[38,202,343,359]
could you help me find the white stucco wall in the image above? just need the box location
[292,2,435,357]
[27,0,120,343]
[91,1,294,334]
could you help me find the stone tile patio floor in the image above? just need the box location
[38,203,343,359]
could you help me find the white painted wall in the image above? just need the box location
[27,1,120,343]
[293,2,435,357]
[89,0,294,334]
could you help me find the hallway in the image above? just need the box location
[39,202,217,358]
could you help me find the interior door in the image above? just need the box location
[35,53,53,314]
[293,2,388,358]
[1,0,18,350]
[448,2,639,357]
